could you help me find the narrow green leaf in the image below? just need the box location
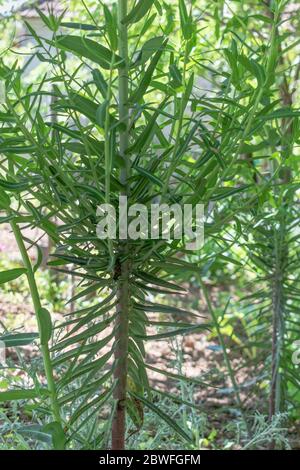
[127,98,169,154]
[151,387,201,410]
[135,271,186,292]
[96,100,109,128]
[52,35,123,69]
[18,425,51,445]
[0,178,42,192]
[130,391,193,443]
[0,332,39,347]
[92,69,108,99]
[129,41,167,103]
[135,324,207,341]
[259,108,300,120]
[134,166,163,187]
[61,22,99,31]
[0,389,47,402]
[103,4,118,51]
[131,36,165,67]
[0,189,10,209]
[0,268,27,285]
[211,184,252,201]
[179,0,192,40]
[238,54,265,86]
[146,364,213,387]
[38,308,52,345]
[122,0,155,25]
[169,63,182,88]
[134,301,199,317]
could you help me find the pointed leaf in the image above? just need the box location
[123,0,155,25]
[0,268,27,285]
[130,391,193,443]
[38,308,52,345]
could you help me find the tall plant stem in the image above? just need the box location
[10,219,62,426]
[269,232,285,420]
[111,0,130,450]
[105,58,115,268]
[265,0,292,429]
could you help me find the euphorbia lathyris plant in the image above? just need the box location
[0,0,280,449]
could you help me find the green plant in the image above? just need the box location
[0,0,299,451]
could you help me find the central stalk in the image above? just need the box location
[111,0,131,450]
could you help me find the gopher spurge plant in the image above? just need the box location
[0,0,287,450]
[210,0,300,442]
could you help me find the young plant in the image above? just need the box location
[0,0,289,450]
